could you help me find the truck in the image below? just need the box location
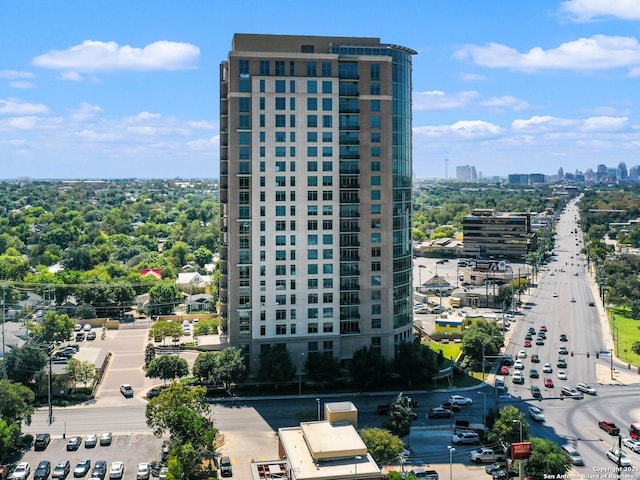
[599,420,620,435]
[469,447,506,464]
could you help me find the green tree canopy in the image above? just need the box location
[148,283,182,315]
[30,310,75,345]
[461,319,504,365]
[488,405,528,445]
[0,378,36,425]
[349,346,390,388]
[65,359,97,389]
[258,345,296,389]
[305,352,341,389]
[524,437,572,480]
[394,340,438,387]
[149,320,183,343]
[382,393,414,438]
[4,345,48,387]
[146,355,189,383]
[360,427,404,467]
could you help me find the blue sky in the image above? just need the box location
[2,0,640,179]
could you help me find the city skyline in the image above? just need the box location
[3,1,640,179]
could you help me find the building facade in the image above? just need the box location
[461,209,535,260]
[219,34,416,373]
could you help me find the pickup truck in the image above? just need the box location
[469,447,506,464]
[599,420,620,435]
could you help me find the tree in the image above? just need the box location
[349,346,391,388]
[193,246,213,268]
[193,318,218,336]
[32,310,75,345]
[360,427,404,467]
[65,359,97,389]
[0,419,21,463]
[394,340,438,387]
[4,345,48,387]
[632,340,640,356]
[305,352,341,389]
[0,379,36,425]
[148,283,182,315]
[146,356,189,383]
[75,303,96,319]
[145,382,216,447]
[258,345,296,389]
[461,320,504,366]
[145,343,156,366]
[149,320,183,343]
[382,393,414,438]
[488,405,528,445]
[524,437,572,480]
[214,348,247,391]
[193,352,217,385]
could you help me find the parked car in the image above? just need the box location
[12,464,31,480]
[85,434,97,448]
[51,462,70,480]
[439,402,461,412]
[34,433,51,451]
[73,460,91,478]
[448,395,473,405]
[606,447,631,467]
[136,464,149,480]
[108,463,124,480]
[86,331,97,341]
[452,431,480,445]
[90,462,107,480]
[99,433,112,446]
[34,461,51,480]
[67,436,82,451]
[219,457,232,478]
[485,463,507,475]
[623,437,640,453]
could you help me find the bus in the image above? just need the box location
[630,423,640,439]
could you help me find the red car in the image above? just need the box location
[544,378,554,388]
[524,340,532,347]
[500,366,509,375]
[539,326,548,332]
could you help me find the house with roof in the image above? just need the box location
[185,293,213,312]
[177,272,211,288]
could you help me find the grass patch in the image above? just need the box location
[427,341,461,361]
[609,308,640,366]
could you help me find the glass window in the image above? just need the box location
[290,132,296,142]
[290,98,295,110]
[307,61,317,77]
[307,98,318,110]
[323,248,333,259]
[275,131,286,142]
[322,98,332,111]
[260,114,265,127]
[307,132,318,142]
[276,114,286,127]
[275,162,286,172]
[370,82,380,95]
[307,115,318,127]
[322,148,333,158]
[308,250,318,260]
[275,98,286,110]
[371,132,381,143]
[307,147,318,157]
[239,79,250,92]
[289,60,295,76]
[371,116,381,129]
[290,115,296,128]
[322,132,332,142]
[260,60,270,76]
[371,204,381,214]
[275,176,286,186]
[322,81,332,94]
[259,131,266,142]
[275,147,286,157]
[323,264,333,274]
[322,62,332,77]
[308,205,318,216]
[275,235,286,245]
[307,161,317,171]
[239,115,250,129]
[308,234,318,245]
[371,99,380,112]
[239,97,250,112]
[322,234,333,244]
[276,206,286,216]
[307,80,317,93]
[372,161,381,171]
[371,190,381,200]
[289,80,296,93]
[371,175,381,185]
[308,176,318,186]
[370,63,380,81]
[322,115,332,128]
[275,60,285,76]
[371,233,381,243]
[259,79,265,92]
[322,176,332,186]
[259,97,265,110]
[275,79,286,92]
[239,59,249,76]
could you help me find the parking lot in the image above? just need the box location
[19,434,165,480]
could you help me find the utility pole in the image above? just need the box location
[2,285,6,380]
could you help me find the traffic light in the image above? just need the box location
[587,352,590,358]
[596,352,599,359]
[571,351,574,357]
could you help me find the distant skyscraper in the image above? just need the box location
[219,34,416,373]
[557,167,564,179]
[456,164,477,182]
[618,162,628,180]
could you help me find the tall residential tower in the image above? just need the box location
[219,34,416,373]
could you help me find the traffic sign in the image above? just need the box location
[599,350,611,355]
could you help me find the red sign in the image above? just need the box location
[512,441,532,460]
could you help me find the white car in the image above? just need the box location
[553,292,558,297]
[607,448,631,467]
[557,370,567,380]
[562,446,585,466]
[447,395,473,406]
[12,463,30,480]
[83,324,92,331]
[542,363,553,373]
[623,437,640,453]
[136,464,150,480]
[528,406,545,422]
[512,371,524,384]
[576,383,597,395]
[452,431,480,445]
[158,468,168,480]
[85,433,97,448]
[514,360,524,370]
[517,350,527,359]
[109,462,124,480]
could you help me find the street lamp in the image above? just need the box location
[418,265,426,294]
[316,398,321,421]
[447,446,455,480]
[298,352,304,396]
[513,419,524,480]
[477,391,486,427]
[354,455,362,477]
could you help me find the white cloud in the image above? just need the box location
[480,96,530,111]
[0,98,50,115]
[454,35,640,71]
[9,81,36,89]
[561,0,640,22]
[58,71,84,82]
[414,120,504,139]
[458,73,487,82]
[580,116,628,131]
[32,40,200,73]
[413,90,478,110]
[511,114,629,133]
[512,115,578,132]
[69,103,103,121]
[0,70,34,79]
[629,67,640,77]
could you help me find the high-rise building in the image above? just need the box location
[219,34,416,373]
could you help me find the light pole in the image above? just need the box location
[447,446,455,480]
[316,398,321,421]
[354,455,362,478]
[298,352,304,395]
[418,265,426,294]
[513,419,524,480]
[477,391,486,427]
